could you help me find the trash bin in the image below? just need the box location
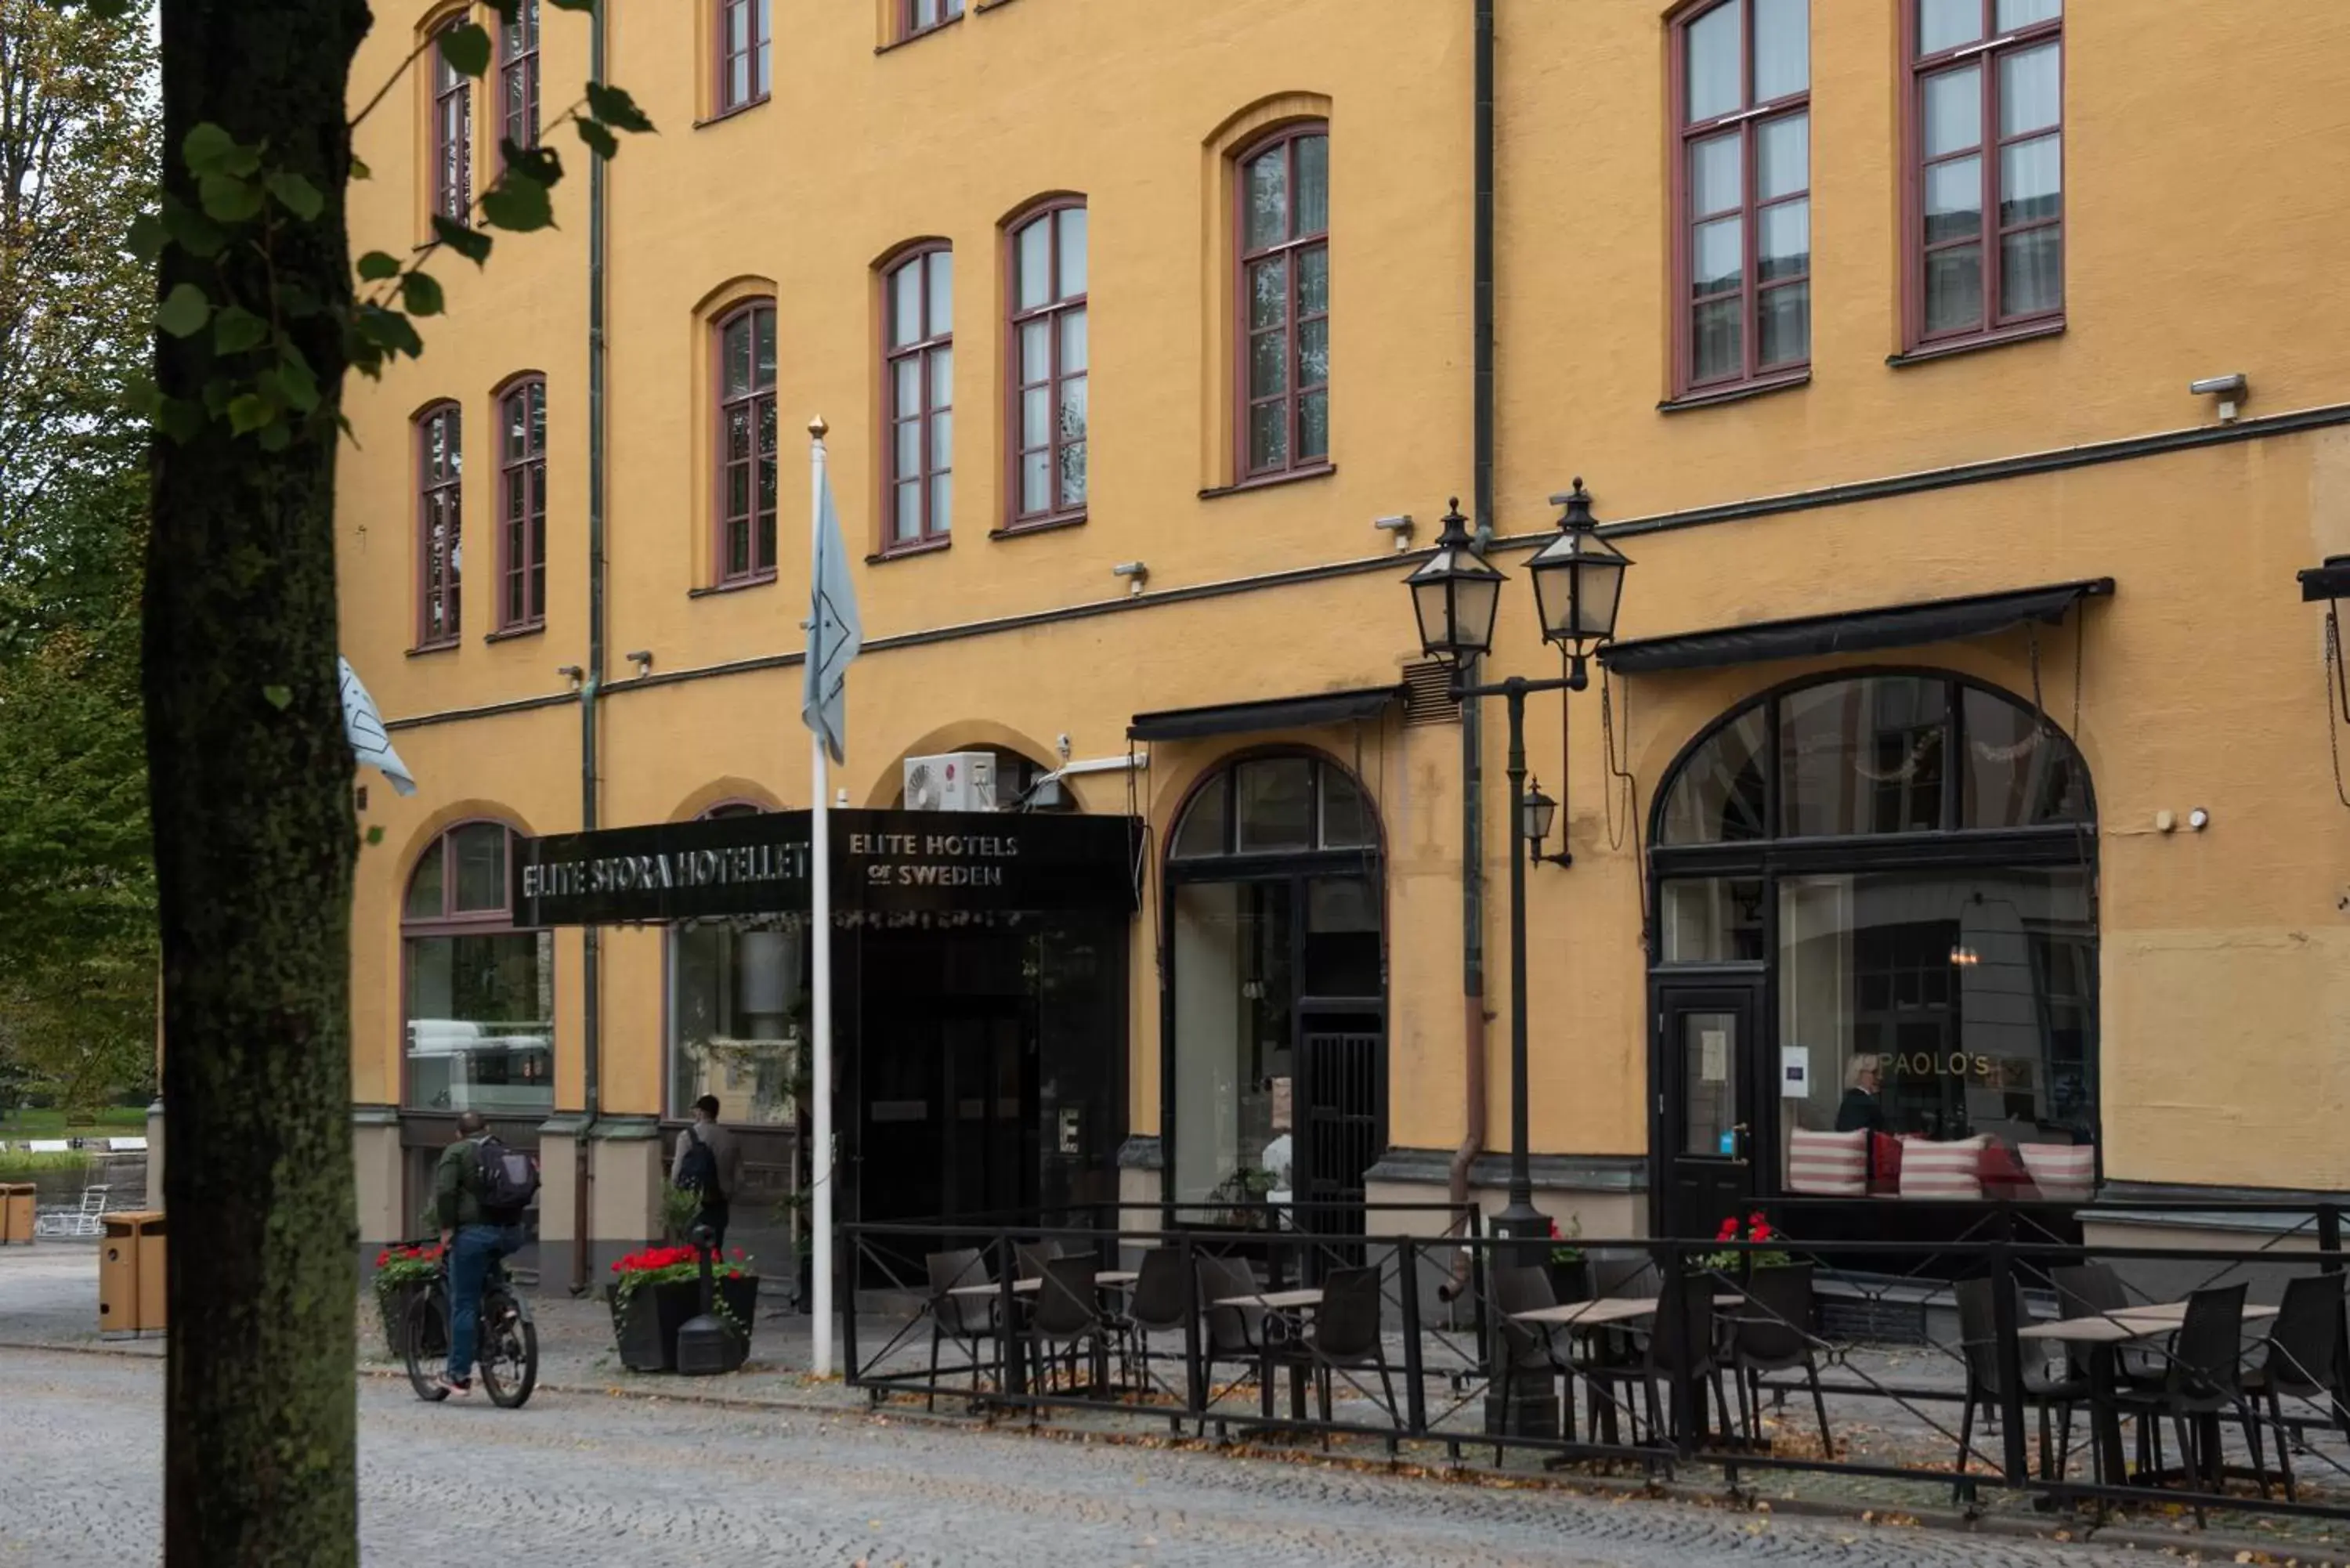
[99,1212,164,1339]
[0,1184,33,1245]
[137,1215,167,1336]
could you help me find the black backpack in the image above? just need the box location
[675,1125,723,1201]
[473,1135,540,1220]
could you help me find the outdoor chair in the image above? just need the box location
[2052,1263,2167,1389]
[1022,1256,1109,1414]
[1950,1276,2091,1503]
[1729,1263,1834,1457]
[2244,1272,2350,1501]
[1195,1254,1270,1436]
[1016,1239,1065,1281]
[1491,1264,1578,1464]
[1579,1269,1729,1451]
[2114,1282,2265,1519]
[1298,1265,1400,1453]
[1113,1247,1193,1422]
[924,1248,1003,1413]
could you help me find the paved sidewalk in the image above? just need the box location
[8,1242,2348,1563]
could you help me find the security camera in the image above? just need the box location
[2189,373,2248,423]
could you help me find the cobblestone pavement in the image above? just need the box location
[0,1348,2225,1568]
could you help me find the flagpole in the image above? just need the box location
[807,417,836,1378]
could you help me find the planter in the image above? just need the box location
[610,1274,761,1372]
[374,1280,431,1359]
[1544,1257,1591,1306]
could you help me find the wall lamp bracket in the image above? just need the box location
[555,663,584,692]
[624,649,654,677]
[1372,514,1415,551]
[2190,371,2248,424]
[1112,561,1149,596]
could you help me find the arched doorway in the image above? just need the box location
[1164,753,1385,1230]
[1647,671,2097,1238]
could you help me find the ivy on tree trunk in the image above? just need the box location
[151,2,370,1563]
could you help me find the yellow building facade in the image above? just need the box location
[338,0,2350,1281]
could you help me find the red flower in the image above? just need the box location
[1752,1221,1774,1242]
[1716,1217,1738,1241]
[374,1250,390,1267]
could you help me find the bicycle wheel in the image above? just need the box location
[475,1288,538,1409]
[403,1282,452,1401]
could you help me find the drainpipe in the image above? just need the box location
[569,0,611,1295]
[1444,0,1496,1302]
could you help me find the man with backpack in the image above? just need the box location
[434,1110,537,1397]
[671,1094,743,1251]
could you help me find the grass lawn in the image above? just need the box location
[0,1151,90,1174]
[0,1107,147,1138]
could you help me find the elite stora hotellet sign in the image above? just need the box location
[510,808,1141,927]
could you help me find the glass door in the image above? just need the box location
[1656,980,1762,1241]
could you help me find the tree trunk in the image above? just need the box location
[151,3,371,1563]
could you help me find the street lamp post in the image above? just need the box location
[1401,486,1632,1253]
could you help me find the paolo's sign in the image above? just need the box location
[512,808,1138,927]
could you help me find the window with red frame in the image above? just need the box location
[1237,125,1329,479]
[402,822,553,1116]
[431,22,472,219]
[714,302,778,582]
[499,0,540,150]
[1676,0,1810,392]
[899,0,964,42]
[498,378,546,630]
[418,403,462,647]
[884,247,953,548]
[717,0,772,113]
[1008,203,1087,526]
[1911,0,2063,345]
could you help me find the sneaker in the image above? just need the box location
[435,1374,472,1398]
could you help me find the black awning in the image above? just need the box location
[1600,578,2114,677]
[1128,685,1401,743]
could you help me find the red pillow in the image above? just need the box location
[1977,1140,2035,1193]
[1870,1131,1903,1187]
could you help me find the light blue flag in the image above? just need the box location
[801,450,863,766]
[338,656,417,796]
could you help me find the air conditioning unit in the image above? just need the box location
[902,751,998,812]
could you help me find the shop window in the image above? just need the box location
[667,803,804,1126]
[1650,672,2097,1205]
[403,822,553,1116]
[1168,753,1383,1212]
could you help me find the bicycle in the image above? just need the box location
[403,1256,538,1408]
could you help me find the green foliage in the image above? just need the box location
[0,1151,90,1175]
[0,0,156,1119]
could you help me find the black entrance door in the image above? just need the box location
[1657,981,1762,1241]
[1296,1013,1381,1259]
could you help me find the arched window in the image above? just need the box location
[713,301,778,583]
[882,245,953,551]
[669,802,802,1126]
[402,822,552,1116]
[1650,673,2095,1214]
[1007,200,1088,528]
[1234,123,1329,481]
[415,402,463,649]
[1166,754,1383,1213]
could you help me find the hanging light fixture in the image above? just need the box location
[1403,499,1507,664]
[1525,479,1632,688]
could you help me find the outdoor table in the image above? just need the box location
[1215,1288,1325,1421]
[1506,1295,1744,1448]
[2019,1302,2280,1489]
[946,1269,1140,1299]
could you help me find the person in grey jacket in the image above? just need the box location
[671,1095,746,1250]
